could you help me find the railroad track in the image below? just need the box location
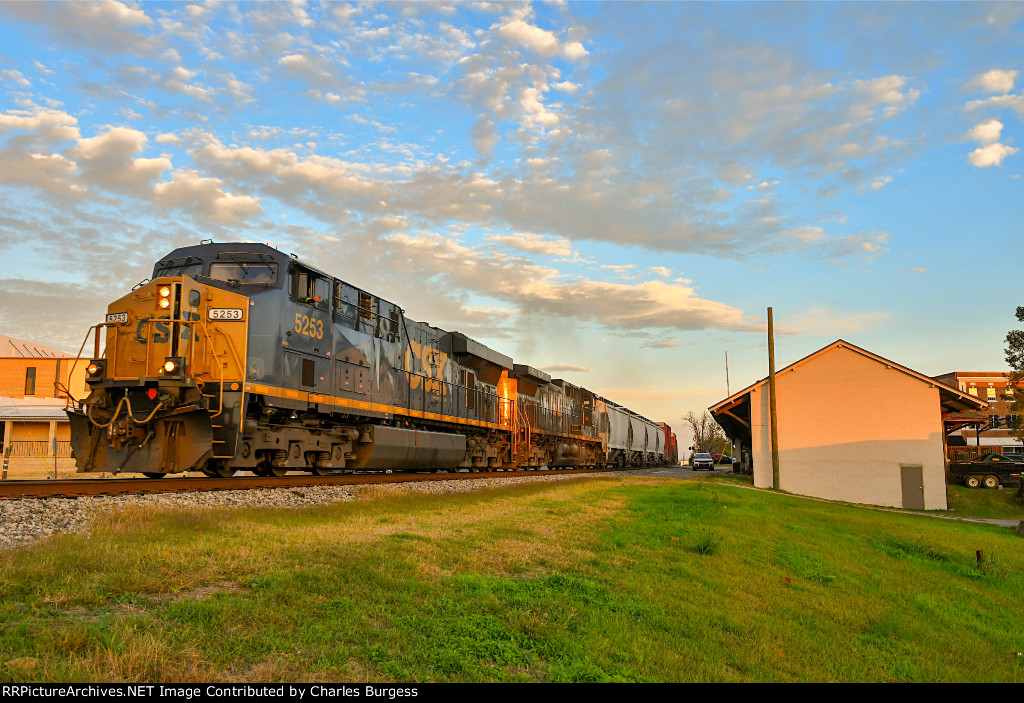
[0,467,612,500]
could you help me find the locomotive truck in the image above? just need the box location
[67,241,677,477]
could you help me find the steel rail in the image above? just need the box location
[0,467,613,500]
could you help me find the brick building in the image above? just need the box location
[0,335,87,400]
[931,371,1022,456]
[0,335,88,467]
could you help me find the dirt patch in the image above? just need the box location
[3,656,39,675]
[162,580,248,603]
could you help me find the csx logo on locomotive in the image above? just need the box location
[134,311,202,344]
[66,241,678,478]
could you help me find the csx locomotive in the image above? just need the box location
[67,241,678,477]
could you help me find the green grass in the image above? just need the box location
[947,483,1024,520]
[1,477,1022,682]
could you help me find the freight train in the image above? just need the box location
[67,241,678,477]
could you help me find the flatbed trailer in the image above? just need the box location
[948,452,1024,488]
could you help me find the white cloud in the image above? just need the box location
[781,227,888,260]
[563,41,587,60]
[963,93,1024,115]
[542,364,592,373]
[0,108,80,142]
[968,69,1019,94]
[1,70,31,88]
[152,171,262,223]
[0,0,162,57]
[384,231,755,332]
[0,149,79,197]
[966,119,1003,144]
[779,307,890,336]
[71,127,171,193]
[497,18,562,58]
[487,233,572,256]
[851,75,920,119]
[32,60,55,77]
[518,85,559,128]
[869,175,892,190]
[968,143,1018,167]
[651,266,672,277]
[641,339,677,349]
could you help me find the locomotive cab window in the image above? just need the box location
[291,268,329,310]
[209,262,277,286]
[154,261,203,278]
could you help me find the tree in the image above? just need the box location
[683,410,727,454]
[1006,306,1024,443]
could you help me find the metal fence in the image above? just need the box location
[5,440,73,457]
[946,445,1023,461]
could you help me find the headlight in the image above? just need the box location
[84,359,105,383]
[160,356,185,376]
[157,285,172,310]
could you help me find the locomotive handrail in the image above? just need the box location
[74,315,233,421]
[66,322,118,410]
[399,368,514,429]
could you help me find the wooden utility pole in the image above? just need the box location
[726,351,735,469]
[768,307,780,489]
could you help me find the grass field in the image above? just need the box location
[1,476,1022,683]
[947,482,1024,520]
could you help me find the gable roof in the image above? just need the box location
[0,335,73,359]
[709,339,986,413]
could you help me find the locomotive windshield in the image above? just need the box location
[154,257,203,278]
[209,262,278,285]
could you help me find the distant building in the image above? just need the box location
[931,371,1022,456]
[0,335,88,461]
[709,340,986,511]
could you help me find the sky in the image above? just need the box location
[0,1,1022,447]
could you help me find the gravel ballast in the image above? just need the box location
[0,470,659,552]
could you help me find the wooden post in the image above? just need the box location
[2,445,10,480]
[768,307,780,490]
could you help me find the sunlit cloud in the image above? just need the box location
[968,142,1018,168]
[967,69,1019,94]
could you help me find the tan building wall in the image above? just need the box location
[0,358,88,401]
[750,345,947,510]
[2,419,71,444]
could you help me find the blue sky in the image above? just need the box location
[0,1,1022,442]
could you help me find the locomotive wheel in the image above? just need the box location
[309,466,329,476]
[205,463,236,478]
[268,465,288,478]
[141,472,167,479]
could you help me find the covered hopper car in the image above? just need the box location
[67,241,675,477]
